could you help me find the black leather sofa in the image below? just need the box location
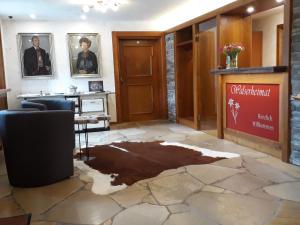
[0,99,75,187]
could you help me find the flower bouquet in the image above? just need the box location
[223,44,245,69]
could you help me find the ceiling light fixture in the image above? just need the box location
[82,5,90,13]
[246,6,255,14]
[276,0,284,3]
[29,13,36,19]
[80,14,87,20]
[81,0,125,13]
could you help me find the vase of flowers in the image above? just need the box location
[223,44,245,69]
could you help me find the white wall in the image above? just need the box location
[1,20,158,121]
[253,9,284,67]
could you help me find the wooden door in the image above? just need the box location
[0,33,7,110]
[119,40,160,122]
[252,31,263,67]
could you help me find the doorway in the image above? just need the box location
[112,32,167,123]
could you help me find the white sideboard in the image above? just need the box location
[17,92,113,131]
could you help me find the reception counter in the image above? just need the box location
[211,66,289,161]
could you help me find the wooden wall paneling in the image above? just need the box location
[251,31,263,67]
[277,24,284,66]
[216,15,222,67]
[283,0,292,67]
[176,26,193,44]
[175,26,195,128]
[198,31,217,118]
[176,44,194,119]
[0,33,7,110]
[174,32,179,123]
[218,15,252,68]
[282,70,290,162]
[216,75,224,138]
[193,24,200,129]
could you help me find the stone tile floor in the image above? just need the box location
[1,121,300,225]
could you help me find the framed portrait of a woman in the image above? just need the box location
[68,33,101,78]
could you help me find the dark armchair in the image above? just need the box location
[0,110,75,187]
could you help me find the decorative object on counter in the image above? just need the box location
[68,33,101,78]
[69,85,78,94]
[88,81,103,92]
[18,33,54,78]
[222,44,245,69]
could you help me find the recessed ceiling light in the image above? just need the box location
[29,14,36,19]
[80,14,87,20]
[276,0,284,3]
[82,5,90,13]
[246,6,255,14]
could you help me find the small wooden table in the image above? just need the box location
[74,115,111,161]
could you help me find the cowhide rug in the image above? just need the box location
[75,141,239,195]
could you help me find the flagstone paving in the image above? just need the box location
[13,178,84,215]
[214,172,272,194]
[0,196,24,218]
[44,190,122,225]
[164,212,217,225]
[0,175,11,198]
[0,151,6,176]
[186,164,242,184]
[263,182,300,202]
[112,203,169,225]
[243,157,297,183]
[110,184,149,208]
[211,156,243,168]
[149,173,204,205]
[186,192,280,225]
[1,122,300,225]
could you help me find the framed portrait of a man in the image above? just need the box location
[68,33,101,78]
[18,33,54,78]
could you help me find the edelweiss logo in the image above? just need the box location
[228,98,240,125]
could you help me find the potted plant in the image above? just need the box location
[223,44,245,69]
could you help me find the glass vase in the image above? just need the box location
[225,54,239,69]
[230,54,238,68]
[226,55,231,69]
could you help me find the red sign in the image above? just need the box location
[226,83,279,141]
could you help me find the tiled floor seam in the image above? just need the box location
[144,182,162,206]
[242,161,300,186]
[6,193,26,215]
[107,194,127,210]
[261,200,284,225]
[104,202,170,225]
[161,206,172,225]
[34,181,86,217]
[185,168,246,188]
[241,157,300,181]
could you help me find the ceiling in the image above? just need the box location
[0,0,237,29]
